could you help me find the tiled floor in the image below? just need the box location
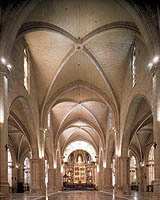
[8,191,154,200]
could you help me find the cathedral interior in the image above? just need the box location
[0,0,160,199]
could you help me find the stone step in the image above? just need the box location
[0,192,6,200]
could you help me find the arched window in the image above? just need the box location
[45,160,49,186]
[8,149,12,187]
[108,111,112,129]
[48,112,51,129]
[24,47,30,93]
[24,157,30,189]
[112,159,115,186]
[148,145,154,185]
[130,156,137,185]
[130,43,136,88]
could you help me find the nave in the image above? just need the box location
[8,191,154,200]
[1,0,160,199]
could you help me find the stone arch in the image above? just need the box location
[9,96,38,158]
[19,150,32,165]
[121,94,152,157]
[145,143,154,162]
[8,145,16,165]
[129,145,141,164]
[62,134,98,154]
[117,0,160,54]
[55,118,104,149]
[41,81,118,133]
[0,0,41,59]
[63,140,97,162]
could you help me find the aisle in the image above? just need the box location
[47,191,153,200]
[8,191,154,200]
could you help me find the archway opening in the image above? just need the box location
[112,157,115,187]
[130,155,137,190]
[45,159,49,187]
[64,141,96,162]
[147,145,154,192]
[8,149,13,191]
[24,157,30,191]
[63,141,97,189]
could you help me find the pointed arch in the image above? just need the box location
[121,94,152,157]
[9,96,39,158]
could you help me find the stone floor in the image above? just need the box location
[8,191,154,200]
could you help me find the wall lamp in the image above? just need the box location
[5,144,9,151]
[153,142,157,149]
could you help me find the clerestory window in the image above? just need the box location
[148,145,154,185]
[48,112,51,129]
[130,44,136,88]
[24,47,30,93]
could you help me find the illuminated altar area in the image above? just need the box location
[62,141,97,189]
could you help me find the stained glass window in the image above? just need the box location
[24,48,30,93]
[130,44,136,88]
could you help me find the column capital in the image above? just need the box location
[149,61,160,76]
[0,64,10,77]
[39,128,49,136]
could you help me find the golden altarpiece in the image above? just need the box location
[63,150,96,185]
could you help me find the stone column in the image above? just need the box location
[115,157,130,195]
[30,128,48,195]
[138,165,146,192]
[56,163,62,191]
[114,156,121,194]
[0,64,9,198]
[95,167,99,188]
[92,166,96,185]
[104,167,113,192]
[48,168,57,193]
[98,165,104,190]
[30,158,46,195]
[120,157,130,194]
[151,63,160,199]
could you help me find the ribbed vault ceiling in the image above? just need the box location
[18,0,147,152]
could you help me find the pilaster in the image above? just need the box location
[115,157,130,195]
[56,161,62,191]
[98,164,104,190]
[138,165,146,192]
[150,62,160,199]
[48,168,57,192]
[30,158,46,195]
[104,167,113,192]
[0,64,10,198]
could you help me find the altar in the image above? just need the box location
[63,150,96,186]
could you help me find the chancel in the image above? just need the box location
[0,0,160,200]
